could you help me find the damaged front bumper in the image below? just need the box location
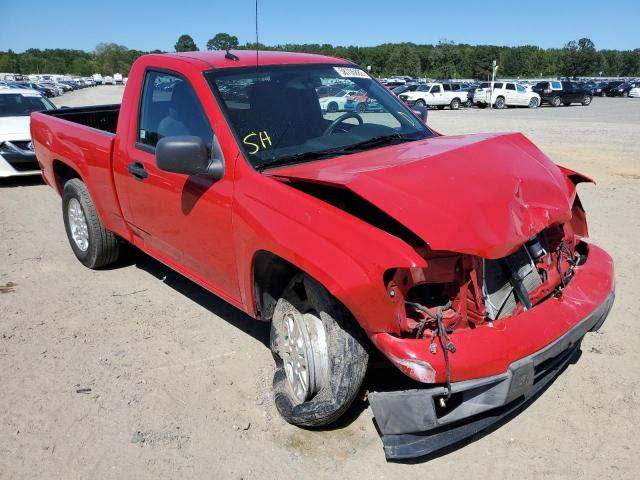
[368,243,615,460]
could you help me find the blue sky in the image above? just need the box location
[1,0,639,52]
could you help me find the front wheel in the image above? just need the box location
[528,97,540,109]
[62,179,121,269]
[414,99,426,107]
[582,95,592,106]
[622,91,629,98]
[327,102,338,113]
[495,96,506,109]
[270,274,369,427]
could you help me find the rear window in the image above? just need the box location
[443,84,451,91]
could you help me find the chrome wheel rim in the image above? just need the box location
[282,312,328,403]
[584,96,591,105]
[67,198,89,252]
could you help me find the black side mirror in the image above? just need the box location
[411,105,428,123]
[155,135,224,180]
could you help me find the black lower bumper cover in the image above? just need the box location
[370,290,615,460]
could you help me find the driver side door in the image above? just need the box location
[116,69,240,301]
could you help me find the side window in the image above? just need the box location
[442,84,451,91]
[494,82,504,89]
[431,85,442,93]
[451,84,460,91]
[506,83,515,91]
[516,84,526,93]
[551,81,562,90]
[138,70,213,150]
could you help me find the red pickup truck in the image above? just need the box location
[31,51,614,460]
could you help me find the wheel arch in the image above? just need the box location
[52,159,83,195]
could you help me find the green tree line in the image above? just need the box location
[2,36,638,79]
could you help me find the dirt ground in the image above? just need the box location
[1,86,639,479]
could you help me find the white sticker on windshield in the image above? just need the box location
[333,67,370,79]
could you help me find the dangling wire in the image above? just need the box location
[406,300,456,400]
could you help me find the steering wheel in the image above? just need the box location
[323,112,363,136]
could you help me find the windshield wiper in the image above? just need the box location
[255,134,417,171]
[340,133,413,152]
[255,149,343,171]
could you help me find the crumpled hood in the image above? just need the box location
[0,116,31,141]
[267,132,574,259]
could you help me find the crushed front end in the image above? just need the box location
[368,219,615,460]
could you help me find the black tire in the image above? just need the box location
[622,91,629,98]
[356,102,366,113]
[528,97,539,109]
[62,178,120,269]
[270,273,369,427]
[464,99,472,108]
[551,95,561,107]
[327,102,338,113]
[477,102,487,109]
[414,99,426,107]
[600,92,606,97]
[450,98,460,110]
[495,96,506,109]
[582,95,592,106]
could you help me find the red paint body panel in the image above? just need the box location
[267,132,574,259]
[31,51,615,387]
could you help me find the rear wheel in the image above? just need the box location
[62,178,120,269]
[356,102,366,113]
[582,95,592,106]
[450,98,460,110]
[622,91,629,98]
[270,274,369,427]
[495,96,506,109]
[414,99,426,107]
[528,97,539,109]
[327,102,338,113]
[551,95,561,107]
[464,99,472,107]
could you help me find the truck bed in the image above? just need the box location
[40,104,120,134]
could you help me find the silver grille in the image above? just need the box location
[482,247,542,320]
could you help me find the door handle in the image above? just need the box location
[127,162,148,180]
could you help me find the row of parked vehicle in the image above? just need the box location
[378,77,640,110]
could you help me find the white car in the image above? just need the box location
[398,82,468,110]
[319,89,363,112]
[473,81,541,109]
[0,89,56,178]
[628,82,640,98]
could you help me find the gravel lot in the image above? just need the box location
[1,86,638,479]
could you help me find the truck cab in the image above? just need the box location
[398,82,467,109]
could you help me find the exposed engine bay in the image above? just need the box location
[385,223,586,340]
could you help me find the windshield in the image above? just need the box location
[0,92,56,117]
[206,64,433,170]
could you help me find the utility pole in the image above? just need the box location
[490,60,498,109]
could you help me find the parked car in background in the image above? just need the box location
[474,82,541,109]
[629,83,640,98]
[609,82,637,97]
[113,73,123,85]
[20,82,57,97]
[0,88,56,177]
[318,89,364,112]
[103,76,113,85]
[93,73,104,85]
[532,81,592,107]
[600,81,624,97]
[399,82,467,110]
